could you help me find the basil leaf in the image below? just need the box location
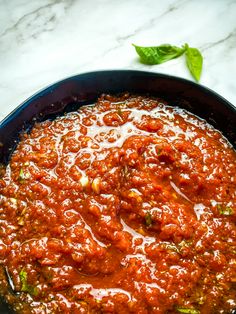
[177,308,200,314]
[132,42,203,83]
[185,44,203,82]
[19,269,38,296]
[133,44,185,65]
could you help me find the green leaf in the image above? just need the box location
[185,44,203,82]
[133,44,185,65]
[19,269,38,296]
[177,308,200,314]
[217,204,233,216]
[145,211,153,226]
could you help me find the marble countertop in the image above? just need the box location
[0,0,236,121]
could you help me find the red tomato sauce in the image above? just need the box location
[0,94,235,314]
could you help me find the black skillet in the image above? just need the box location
[0,70,235,313]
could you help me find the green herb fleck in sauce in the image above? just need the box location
[18,168,30,183]
[145,211,153,227]
[19,270,38,296]
[217,204,233,216]
[177,307,200,314]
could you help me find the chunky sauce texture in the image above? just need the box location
[0,94,236,314]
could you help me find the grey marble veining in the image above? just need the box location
[0,0,236,121]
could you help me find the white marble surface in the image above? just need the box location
[0,0,236,121]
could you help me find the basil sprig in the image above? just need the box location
[133,43,203,82]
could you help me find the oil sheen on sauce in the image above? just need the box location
[0,94,235,314]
